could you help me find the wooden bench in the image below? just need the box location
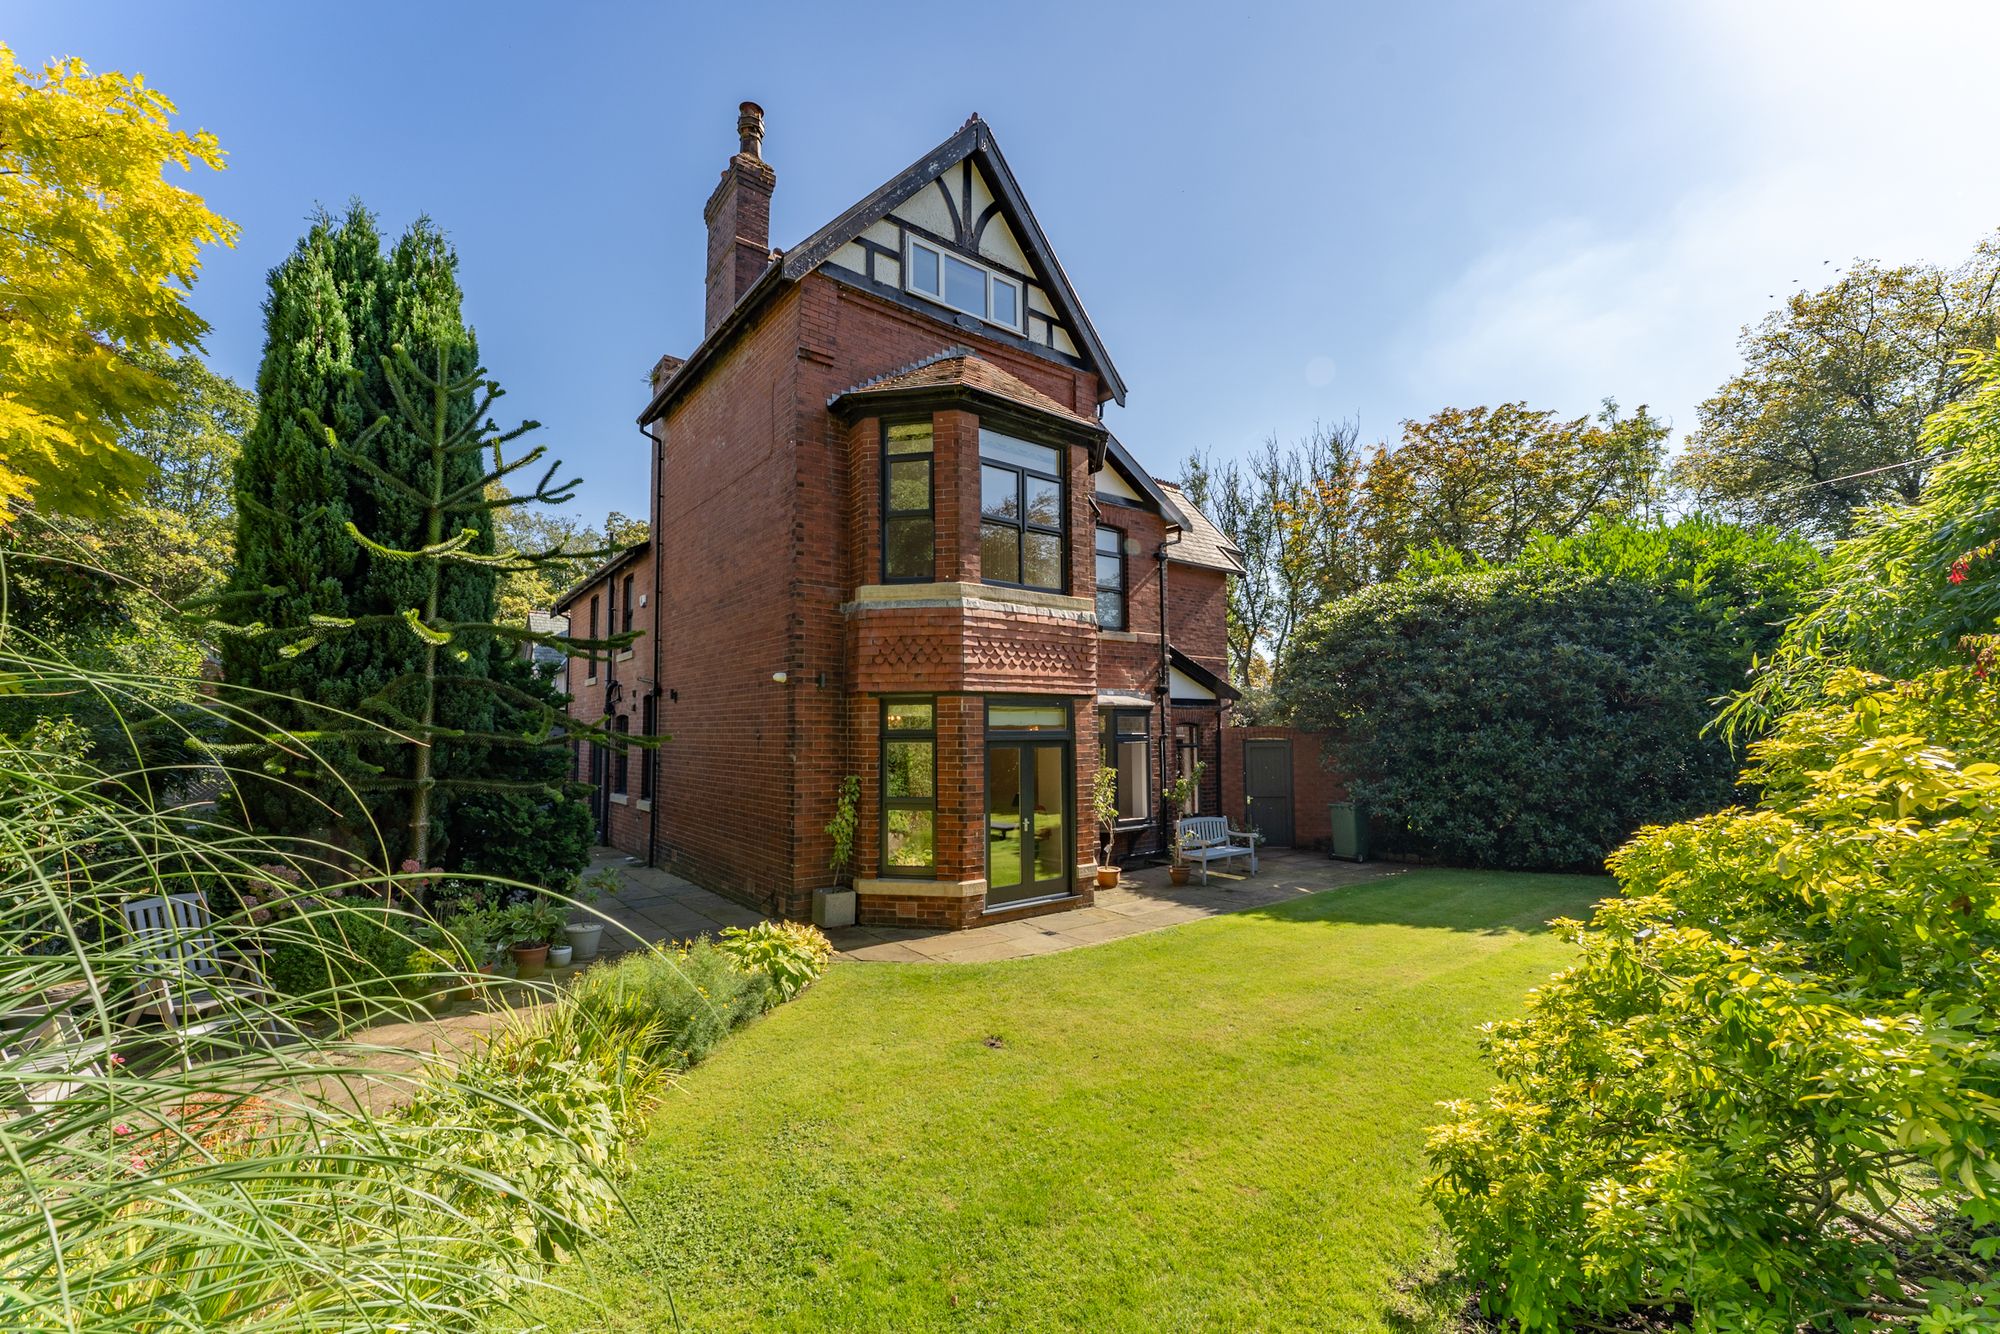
[1175,816,1257,885]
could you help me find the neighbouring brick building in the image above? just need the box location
[561,104,1279,929]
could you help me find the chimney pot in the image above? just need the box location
[704,101,776,335]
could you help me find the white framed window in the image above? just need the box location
[905,237,1025,333]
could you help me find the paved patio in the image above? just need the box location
[590,846,1404,964]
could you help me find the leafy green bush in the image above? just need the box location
[264,903,432,1007]
[1427,666,2000,1330]
[568,938,771,1070]
[1282,517,1819,869]
[393,1010,665,1262]
[716,921,834,1002]
[447,769,594,893]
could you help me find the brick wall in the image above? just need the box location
[653,290,806,913]
[647,271,1119,922]
[1166,565,1229,676]
[1219,725,1348,849]
[560,545,657,861]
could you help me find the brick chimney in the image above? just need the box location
[703,101,776,335]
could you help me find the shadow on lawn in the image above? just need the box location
[1235,868,1614,938]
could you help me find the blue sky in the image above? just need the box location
[12,0,1999,523]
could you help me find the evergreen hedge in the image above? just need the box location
[1280,518,1819,869]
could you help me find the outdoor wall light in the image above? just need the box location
[771,671,788,684]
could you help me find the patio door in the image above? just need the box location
[985,699,1073,908]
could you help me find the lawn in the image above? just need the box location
[516,869,1605,1333]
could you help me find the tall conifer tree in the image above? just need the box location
[220,207,622,883]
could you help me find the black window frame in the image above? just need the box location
[639,694,656,801]
[620,573,634,635]
[881,418,936,584]
[978,429,1068,594]
[1095,525,1127,630]
[611,714,630,796]
[880,696,938,876]
[587,594,599,641]
[1175,722,1201,815]
[1105,708,1152,823]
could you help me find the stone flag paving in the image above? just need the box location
[588,847,1405,964]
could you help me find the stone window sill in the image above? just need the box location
[609,793,629,806]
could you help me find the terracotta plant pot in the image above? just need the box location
[510,943,549,979]
[1095,866,1120,888]
[1169,865,1191,886]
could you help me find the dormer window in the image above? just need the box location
[906,238,1024,333]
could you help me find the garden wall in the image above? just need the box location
[1218,725,1346,849]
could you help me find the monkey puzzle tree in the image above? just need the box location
[220,210,630,884]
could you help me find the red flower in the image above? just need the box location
[1948,559,1969,585]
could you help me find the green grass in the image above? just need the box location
[518,869,1605,1333]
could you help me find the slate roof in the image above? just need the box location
[829,347,1100,431]
[1155,481,1246,575]
[552,540,650,613]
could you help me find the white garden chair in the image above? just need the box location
[1,1011,106,1111]
[121,893,274,1054]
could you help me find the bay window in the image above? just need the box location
[882,420,935,581]
[881,698,937,873]
[979,429,1066,592]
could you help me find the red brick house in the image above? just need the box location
[560,104,1251,929]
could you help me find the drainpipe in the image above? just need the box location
[641,419,665,871]
[1155,524,1182,856]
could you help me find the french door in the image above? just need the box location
[986,740,1071,907]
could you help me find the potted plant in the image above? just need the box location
[812,775,860,929]
[1166,760,1206,886]
[564,868,618,962]
[408,945,464,1010]
[1092,763,1121,888]
[502,899,566,979]
[443,906,502,981]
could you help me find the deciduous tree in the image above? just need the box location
[0,45,236,519]
[1362,399,1667,577]
[0,351,251,770]
[1675,234,2000,539]
[1181,420,1365,691]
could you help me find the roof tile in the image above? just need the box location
[832,348,1100,430]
